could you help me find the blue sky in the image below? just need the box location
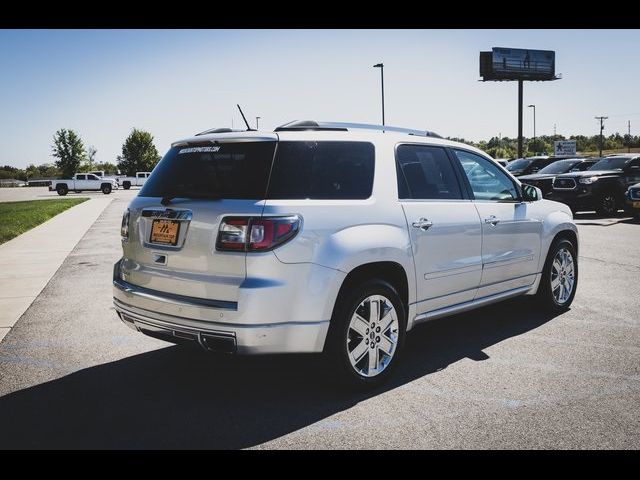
[1,29,639,168]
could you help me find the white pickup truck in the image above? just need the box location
[119,172,152,190]
[49,173,118,196]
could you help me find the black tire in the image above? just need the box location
[123,181,131,190]
[56,184,68,196]
[101,184,112,194]
[596,191,618,217]
[536,238,578,313]
[325,279,407,389]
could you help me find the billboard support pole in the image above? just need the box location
[518,80,523,158]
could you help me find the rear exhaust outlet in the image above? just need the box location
[199,333,237,354]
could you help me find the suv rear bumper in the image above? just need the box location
[114,297,329,354]
[112,259,335,354]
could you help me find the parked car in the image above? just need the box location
[50,173,117,196]
[552,154,640,215]
[519,157,600,198]
[505,155,585,177]
[120,172,152,190]
[494,158,510,168]
[505,156,551,176]
[113,121,579,388]
[624,182,640,219]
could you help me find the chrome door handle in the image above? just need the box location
[484,215,500,226]
[412,218,433,230]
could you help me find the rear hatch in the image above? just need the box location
[121,134,277,302]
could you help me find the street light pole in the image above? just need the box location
[373,63,385,126]
[528,104,536,154]
[256,117,261,130]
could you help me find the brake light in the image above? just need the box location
[121,209,130,240]
[216,215,301,252]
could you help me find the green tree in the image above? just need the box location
[25,164,39,179]
[0,165,26,181]
[51,129,85,178]
[117,129,161,176]
[92,162,119,175]
[82,145,97,171]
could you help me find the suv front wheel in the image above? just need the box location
[536,238,578,312]
[326,279,406,389]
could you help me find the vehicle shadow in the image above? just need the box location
[573,212,637,226]
[0,298,562,449]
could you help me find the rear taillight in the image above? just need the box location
[121,209,130,240]
[216,215,301,252]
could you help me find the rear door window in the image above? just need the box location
[395,145,463,200]
[267,141,375,200]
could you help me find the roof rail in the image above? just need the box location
[195,127,248,136]
[274,120,442,138]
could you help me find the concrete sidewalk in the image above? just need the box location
[0,197,114,342]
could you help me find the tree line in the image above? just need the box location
[0,128,161,181]
[449,132,640,159]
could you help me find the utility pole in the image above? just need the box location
[628,120,631,153]
[554,123,557,136]
[595,116,608,158]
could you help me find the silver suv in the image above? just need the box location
[113,121,579,387]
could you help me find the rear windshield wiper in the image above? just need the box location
[161,192,222,206]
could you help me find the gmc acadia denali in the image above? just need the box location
[113,121,579,387]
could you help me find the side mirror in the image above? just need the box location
[521,184,542,202]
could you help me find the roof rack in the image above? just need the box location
[194,127,248,136]
[274,120,442,138]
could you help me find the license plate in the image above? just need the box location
[634,201,640,208]
[150,219,180,245]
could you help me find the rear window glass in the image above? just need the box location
[267,141,375,200]
[140,142,276,200]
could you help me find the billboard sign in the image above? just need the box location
[480,48,556,81]
[493,48,554,76]
[554,140,577,156]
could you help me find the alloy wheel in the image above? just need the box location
[551,247,575,305]
[346,295,399,377]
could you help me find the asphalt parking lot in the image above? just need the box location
[0,195,638,449]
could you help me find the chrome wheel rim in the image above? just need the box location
[347,295,399,378]
[551,248,575,305]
